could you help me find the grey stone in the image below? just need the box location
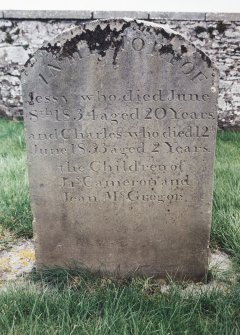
[3,10,92,20]
[93,11,148,19]
[0,46,29,65]
[22,19,219,280]
[149,12,205,21]
[0,104,11,118]
[224,30,240,38]
[206,13,240,22]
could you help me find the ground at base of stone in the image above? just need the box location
[0,239,35,284]
[0,238,237,293]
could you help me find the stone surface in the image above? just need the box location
[149,12,205,21]
[93,11,148,19]
[206,13,240,22]
[22,19,218,279]
[3,10,93,20]
[0,104,11,118]
[0,46,29,65]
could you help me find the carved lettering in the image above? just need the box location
[22,19,218,278]
[132,38,145,51]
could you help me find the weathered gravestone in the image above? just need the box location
[22,19,218,280]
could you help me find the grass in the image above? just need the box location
[0,120,240,334]
[0,278,240,335]
[0,119,32,238]
[211,131,240,264]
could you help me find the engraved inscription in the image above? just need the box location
[25,81,215,204]
[22,19,218,279]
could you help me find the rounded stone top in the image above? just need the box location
[23,19,217,73]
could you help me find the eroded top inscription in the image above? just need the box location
[22,19,218,280]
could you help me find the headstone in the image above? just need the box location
[22,19,218,280]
